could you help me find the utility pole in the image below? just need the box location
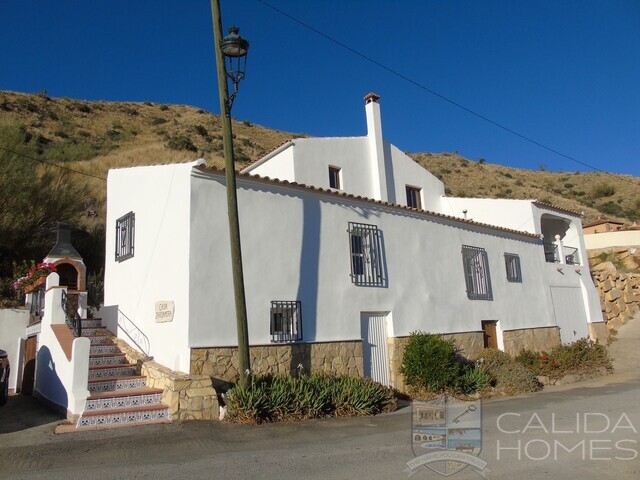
[210,0,251,388]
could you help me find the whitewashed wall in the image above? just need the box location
[244,99,445,212]
[188,168,567,349]
[442,198,537,233]
[104,161,203,372]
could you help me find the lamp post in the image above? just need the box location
[210,0,251,388]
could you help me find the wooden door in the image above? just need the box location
[21,336,37,395]
[481,321,498,349]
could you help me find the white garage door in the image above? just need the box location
[550,286,590,344]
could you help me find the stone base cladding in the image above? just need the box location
[190,341,363,387]
[388,332,484,393]
[502,326,561,357]
[587,322,609,344]
[111,337,218,421]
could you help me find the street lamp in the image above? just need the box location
[211,0,251,388]
[220,26,249,112]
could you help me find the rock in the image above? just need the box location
[557,374,581,385]
[592,261,617,272]
[605,288,623,302]
[537,376,550,385]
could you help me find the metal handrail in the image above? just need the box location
[564,246,580,265]
[61,290,82,337]
[543,243,558,263]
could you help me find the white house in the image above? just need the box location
[104,93,606,390]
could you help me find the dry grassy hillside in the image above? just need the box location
[1,90,639,225]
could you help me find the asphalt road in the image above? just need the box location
[1,319,639,480]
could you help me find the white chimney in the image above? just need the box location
[364,93,388,201]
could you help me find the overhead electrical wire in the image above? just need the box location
[255,0,638,185]
[0,146,107,181]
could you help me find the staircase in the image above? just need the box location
[75,318,170,429]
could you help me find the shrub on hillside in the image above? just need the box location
[224,374,396,424]
[592,183,616,198]
[166,135,197,152]
[475,349,541,395]
[515,338,612,380]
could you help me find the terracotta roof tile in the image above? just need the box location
[532,201,583,218]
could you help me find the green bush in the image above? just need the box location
[475,349,541,395]
[224,374,396,424]
[400,333,462,392]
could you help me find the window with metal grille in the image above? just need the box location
[461,245,493,300]
[115,211,135,262]
[328,166,341,189]
[348,222,386,286]
[406,185,422,209]
[270,301,302,342]
[504,253,522,283]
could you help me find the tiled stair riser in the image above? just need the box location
[89,366,138,378]
[76,408,170,428]
[87,377,147,392]
[89,355,127,366]
[90,344,120,354]
[82,328,108,336]
[88,336,110,345]
[80,319,103,328]
[84,393,163,411]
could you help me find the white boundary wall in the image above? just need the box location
[584,230,640,250]
[0,308,28,392]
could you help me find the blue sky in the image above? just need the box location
[1,1,638,176]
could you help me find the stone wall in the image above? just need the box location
[111,336,218,421]
[502,326,561,356]
[589,247,640,331]
[190,340,363,389]
[388,332,484,393]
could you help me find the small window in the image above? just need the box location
[270,301,302,342]
[504,253,522,283]
[115,211,135,262]
[348,222,386,286]
[329,166,341,189]
[406,185,422,209]
[461,245,493,300]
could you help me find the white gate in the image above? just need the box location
[550,286,590,344]
[361,312,390,386]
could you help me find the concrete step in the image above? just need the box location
[87,375,147,393]
[76,404,170,429]
[88,364,138,379]
[89,354,127,367]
